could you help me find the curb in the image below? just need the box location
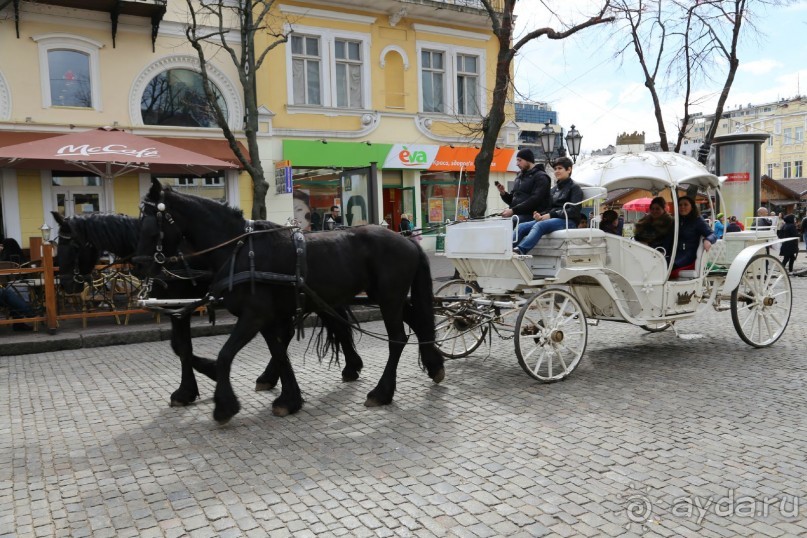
[1,306,383,357]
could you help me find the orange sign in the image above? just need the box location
[428,146,516,172]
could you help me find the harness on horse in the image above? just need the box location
[142,202,310,338]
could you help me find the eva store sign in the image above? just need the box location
[384,144,440,169]
[56,144,161,159]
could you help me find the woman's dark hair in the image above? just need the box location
[602,209,618,223]
[677,195,700,218]
[650,196,667,210]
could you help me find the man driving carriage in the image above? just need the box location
[496,148,551,223]
[513,157,584,255]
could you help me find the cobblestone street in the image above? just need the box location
[3,277,807,537]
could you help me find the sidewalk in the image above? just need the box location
[0,251,459,356]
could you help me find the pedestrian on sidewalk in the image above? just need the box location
[778,214,799,273]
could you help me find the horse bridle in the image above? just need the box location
[139,198,173,266]
[57,231,93,284]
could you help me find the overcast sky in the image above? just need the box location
[512,0,807,154]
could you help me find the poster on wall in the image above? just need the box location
[341,169,369,226]
[456,198,470,221]
[428,198,444,223]
[719,144,756,224]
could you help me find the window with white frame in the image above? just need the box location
[768,136,773,147]
[796,161,803,178]
[417,42,484,117]
[783,128,792,145]
[334,39,362,108]
[456,54,479,116]
[767,164,774,177]
[33,34,103,110]
[287,27,371,110]
[783,161,792,179]
[291,35,322,106]
[796,126,804,143]
[421,50,445,113]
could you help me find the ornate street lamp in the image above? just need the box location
[565,124,583,163]
[539,122,556,165]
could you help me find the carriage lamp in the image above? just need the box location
[40,223,51,242]
[565,125,583,163]
[539,122,556,164]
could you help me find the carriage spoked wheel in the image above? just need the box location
[515,288,587,382]
[640,321,673,333]
[433,279,488,359]
[731,254,792,348]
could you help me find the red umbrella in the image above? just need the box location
[0,127,237,176]
[622,197,655,212]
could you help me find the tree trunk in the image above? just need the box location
[470,33,511,218]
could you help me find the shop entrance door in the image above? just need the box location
[382,187,415,232]
[341,166,377,226]
[52,176,103,217]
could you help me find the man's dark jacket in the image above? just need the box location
[546,178,585,225]
[499,165,551,221]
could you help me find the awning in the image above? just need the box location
[766,199,799,205]
[0,130,247,170]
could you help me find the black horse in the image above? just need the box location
[134,179,444,424]
[53,211,364,409]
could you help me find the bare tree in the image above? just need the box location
[184,0,289,219]
[611,0,789,161]
[470,0,614,218]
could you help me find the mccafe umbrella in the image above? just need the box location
[0,127,238,211]
[0,126,238,176]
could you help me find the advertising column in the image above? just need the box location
[712,133,769,225]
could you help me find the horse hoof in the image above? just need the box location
[364,398,383,407]
[215,417,232,426]
[342,371,360,382]
[272,406,290,417]
[431,368,445,384]
[170,399,189,407]
[255,382,276,392]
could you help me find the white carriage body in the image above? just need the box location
[444,152,790,326]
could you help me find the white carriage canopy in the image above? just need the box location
[573,152,721,193]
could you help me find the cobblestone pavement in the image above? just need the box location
[3,277,807,537]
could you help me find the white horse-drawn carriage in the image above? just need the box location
[435,152,793,381]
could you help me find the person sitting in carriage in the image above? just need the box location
[513,157,584,255]
[669,195,716,279]
[633,197,674,253]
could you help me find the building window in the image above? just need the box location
[795,161,803,178]
[783,161,792,179]
[417,42,485,116]
[421,50,445,113]
[286,27,371,110]
[334,39,362,108]
[33,34,103,110]
[768,136,773,147]
[162,176,226,202]
[796,126,804,143]
[456,54,479,116]
[140,69,228,128]
[767,164,774,177]
[783,128,792,145]
[47,50,92,107]
[291,35,322,106]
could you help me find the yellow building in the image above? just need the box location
[255,0,518,247]
[0,0,250,248]
[685,96,807,182]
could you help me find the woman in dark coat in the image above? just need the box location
[777,214,799,272]
[633,197,674,253]
[0,238,25,263]
[671,195,716,278]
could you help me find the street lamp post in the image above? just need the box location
[539,122,556,165]
[565,124,583,163]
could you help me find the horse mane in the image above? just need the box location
[68,213,140,256]
[163,186,245,222]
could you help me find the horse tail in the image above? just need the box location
[408,241,445,380]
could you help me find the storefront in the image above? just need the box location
[282,140,518,239]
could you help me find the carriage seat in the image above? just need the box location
[673,241,706,280]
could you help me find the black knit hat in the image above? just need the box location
[516,148,535,163]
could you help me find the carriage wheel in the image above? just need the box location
[640,322,672,333]
[434,280,488,359]
[515,288,587,382]
[731,254,792,348]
